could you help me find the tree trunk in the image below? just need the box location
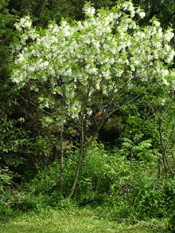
[67,118,85,198]
[67,152,83,198]
[157,156,161,179]
[67,116,95,199]
[158,119,174,176]
[59,126,64,195]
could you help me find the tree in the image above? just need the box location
[11,1,175,197]
[133,0,175,28]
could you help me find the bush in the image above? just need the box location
[169,211,175,232]
[165,179,175,232]
[10,143,174,222]
[0,167,15,215]
[101,160,167,220]
[14,144,119,210]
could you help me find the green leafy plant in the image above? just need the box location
[11,1,175,198]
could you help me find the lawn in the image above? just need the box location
[0,208,168,233]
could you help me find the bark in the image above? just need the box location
[157,156,161,179]
[67,115,96,198]
[59,83,66,195]
[67,151,83,199]
[59,126,64,195]
[158,119,174,176]
[67,118,85,198]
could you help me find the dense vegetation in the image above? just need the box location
[1,0,175,232]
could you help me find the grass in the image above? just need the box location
[0,208,168,233]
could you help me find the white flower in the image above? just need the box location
[102,70,111,80]
[12,2,175,127]
[61,21,67,27]
[134,60,140,65]
[154,41,161,48]
[140,12,145,18]
[24,20,32,28]
[89,67,97,74]
[83,5,95,17]
[153,21,160,27]
[65,68,72,76]
[21,16,32,29]
[96,82,100,89]
[62,26,71,37]
[161,99,165,105]
[162,78,169,85]
[14,22,21,31]
[43,61,49,67]
[164,44,170,52]
[136,31,145,38]
[138,11,145,19]
[157,28,163,37]
[17,53,25,63]
[162,69,169,77]
[164,29,174,42]
[166,51,175,63]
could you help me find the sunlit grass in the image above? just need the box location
[0,208,168,233]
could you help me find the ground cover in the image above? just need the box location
[0,208,168,233]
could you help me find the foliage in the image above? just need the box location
[8,143,172,222]
[133,0,175,29]
[108,168,165,219]
[13,152,78,210]
[10,1,175,197]
[0,0,16,72]
[1,0,175,227]
[164,179,175,232]
[0,208,168,233]
[0,167,16,215]
[169,211,175,232]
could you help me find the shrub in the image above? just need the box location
[0,167,15,215]
[10,143,173,222]
[169,210,175,232]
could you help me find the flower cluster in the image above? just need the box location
[12,2,175,121]
[14,16,32,31]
